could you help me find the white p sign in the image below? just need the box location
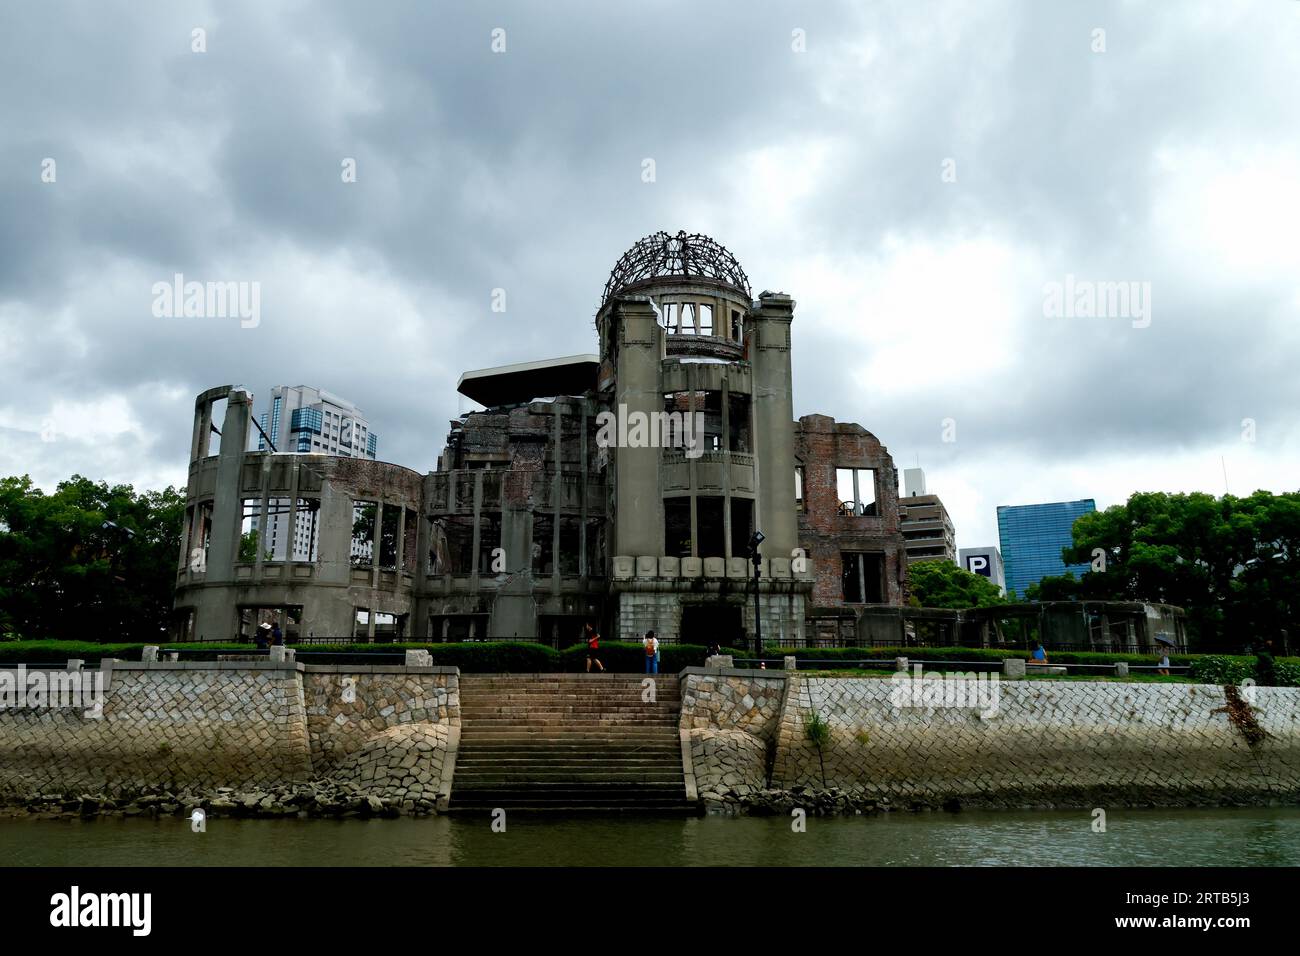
[966,555,990,576]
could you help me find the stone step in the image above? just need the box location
[457,759,681,764]
[460,699,679,708]
[457,733,681,738]
[446,805,696,815]
[455,773,684,785]
[456,749,681,759]
[452,784,687,797]
[461,717,678,725]
[460,705,679,714]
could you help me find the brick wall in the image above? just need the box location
[794,414,906,609]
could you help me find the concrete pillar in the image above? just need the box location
[1114,661,1129,677]
[191,389,253,642]
[1003,658,1026,678]
[142,646,160,662]
[370,500,383,588]
[611,296,664,557]
[749,293,797,561]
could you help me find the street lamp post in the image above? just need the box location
[748,531,765,662]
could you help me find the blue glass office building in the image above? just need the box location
[997,499,1096,599]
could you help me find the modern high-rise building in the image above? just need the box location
[256,385,378,460]
[252,386,380,562]
[997,499,1096,598]
[898,468,956,565]
[958,546,1006,595]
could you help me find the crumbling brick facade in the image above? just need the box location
[795,414,906,610]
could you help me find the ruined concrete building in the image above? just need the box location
[173,232,909,645]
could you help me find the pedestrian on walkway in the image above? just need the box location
[644,630,659,674]
[584,622,605,673]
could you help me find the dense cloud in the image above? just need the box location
[2,0,1297,550]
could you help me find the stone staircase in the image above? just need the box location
[450,674,691,813]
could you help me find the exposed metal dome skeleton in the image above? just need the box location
[601,230,751,306]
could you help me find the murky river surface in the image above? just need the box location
[5,807,1300,866]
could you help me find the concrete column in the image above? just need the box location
[721,374,732,559]
[284,462,301,563]
[686,367,698,557]
[192,389,254,641]
[749,293,797,561]
[612,297,664,557]
[579,401,589,578]
[253,458,271,579]
[470,474,482,586]
[395,505,406,576]
[551,404,562,590]
[370,500,383,588]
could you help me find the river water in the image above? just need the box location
[5,807,1300,866]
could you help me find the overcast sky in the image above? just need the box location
[2,0,1298,552]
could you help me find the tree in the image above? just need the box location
[906,559,1007,609]
[1032,490,1300,653]
[0,474,184,641]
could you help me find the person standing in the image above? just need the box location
[584,622,605,673]
[271,621,284,646]
[644,630,659,674]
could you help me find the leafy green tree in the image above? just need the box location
[1033,490,1300,652]
[0,474,184,642]
[906,559,1007,609]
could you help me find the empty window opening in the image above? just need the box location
[239,499,268,563]
[728,394,751,452]
[696,496,726,558]
[836,468,878,517]
[730,498,754,559]
[664,498,692,558]
[351,500,378,567]
[378,505,400,570]
[842,552,885,603]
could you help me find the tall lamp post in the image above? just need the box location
[748,531,765,661]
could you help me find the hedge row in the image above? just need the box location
[767,646,1201,667]
[769,646,1300,686]
[0,640,745,673]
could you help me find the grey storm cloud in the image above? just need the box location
[1,0,1297,549]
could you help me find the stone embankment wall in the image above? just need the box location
[0,660,461,810]
[679,668,785,803]
[681,670,1300,808]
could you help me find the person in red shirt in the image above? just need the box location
[584,622,605,673]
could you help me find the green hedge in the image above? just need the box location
[0,641,148,663]
[0,639,746,673]
[767,646,1201,667]
[1189,655,1300,687]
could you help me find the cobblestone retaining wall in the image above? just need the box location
[0,662,461,809]
[680,671,1300,809]
[304,670,459,770]
[680,670,786,803]
[771,676,1300,808]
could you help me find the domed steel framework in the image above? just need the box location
[602,230,751,306]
